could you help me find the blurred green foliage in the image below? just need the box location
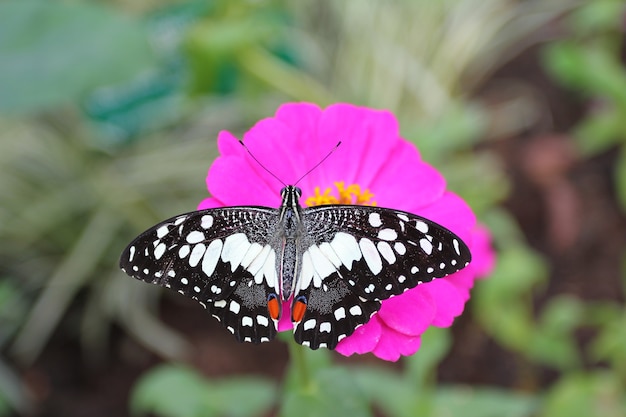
[543,0,626,211]
[1,0,625,416]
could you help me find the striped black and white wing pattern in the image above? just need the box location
[120,185,472,350]
[120,207,282,344]
[293,205,471,349]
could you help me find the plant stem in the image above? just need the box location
[288,337,313,390]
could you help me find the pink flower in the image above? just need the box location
[199,102,495,361]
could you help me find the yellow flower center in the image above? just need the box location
[304,181,377,207]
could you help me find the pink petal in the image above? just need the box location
[335,315,382,355]
[423,279,466,328]
[376,287,436,336]
[468,225,496,277]
[371,330,422,362]
[275,102,323,149]
[315,104,399,189]
[206,132,279,206]
[445,268,476,300]
[370,142,446,211]
[197,197,224,210]
[242,117,307,185]
[413,192,476,242]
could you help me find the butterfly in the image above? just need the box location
[120,182,472,350]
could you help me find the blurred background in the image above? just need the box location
[1,0,626,416]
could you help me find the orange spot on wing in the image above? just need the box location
[267,296,281,320]
[291,299,307,323]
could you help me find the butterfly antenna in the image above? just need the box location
[294,141,342,186]
[239,140,287,187]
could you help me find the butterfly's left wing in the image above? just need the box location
[293,205,472,349]
[119,207,281,344]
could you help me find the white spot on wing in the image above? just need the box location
[368,212,382,227]
[415,221,429,233]
[453,239,461,256]
[186,230,205,244]
[306,245,337,280]
[419,238,433,255]
[178,245,190,259]
[247,245,272,277]
[377,241,396,264]
[349,305,362,316]
[189,243,206,267]
[304,319,316,330]
[242,316,253,327]
[154,243,166,260]
[201,239,223,277]
[394,242,406,255]
[262,249,277,288]
[359,238,382,275]
[330,232,362,270]
[299,251,314,290]
[318,242,342,268]
[229,300,240,314]
[320,322,331,333]
[128,246,136,262]
[397,213,409,222]
[377,228,398,241]
[221,233,251,272]
[156,225,169,239]
[240,242,263,268]
[334,307,346,320]
[201,215,213,229]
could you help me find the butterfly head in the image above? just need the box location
[280,185,302,208]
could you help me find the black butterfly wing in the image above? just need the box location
[119,207,281,344]
[292,205,472,349]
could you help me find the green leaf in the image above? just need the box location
[207,378,276,417]
[404,327,451,387]
[131,364,213,417]
[406,103,486,161]
[573,107,625,155]
[281,368,372,417]
[352,366,424,417]
[569,0,625,35]
[542,41,626,107]
[528,296,584,369]
[432,386,539,417]
[0,1,156,114]
[131,364,276,417]
[473,245,547,351]
[541,372,626,417]
[589,308,626,376]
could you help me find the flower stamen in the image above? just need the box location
[305,181,377,207]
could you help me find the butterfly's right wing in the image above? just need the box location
[291,204,472,349]
[119,207,281,344]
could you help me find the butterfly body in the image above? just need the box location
[120,185,471,349]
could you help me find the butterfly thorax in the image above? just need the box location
[276,186,305,301]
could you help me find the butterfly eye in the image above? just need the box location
[295,187,302,197]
